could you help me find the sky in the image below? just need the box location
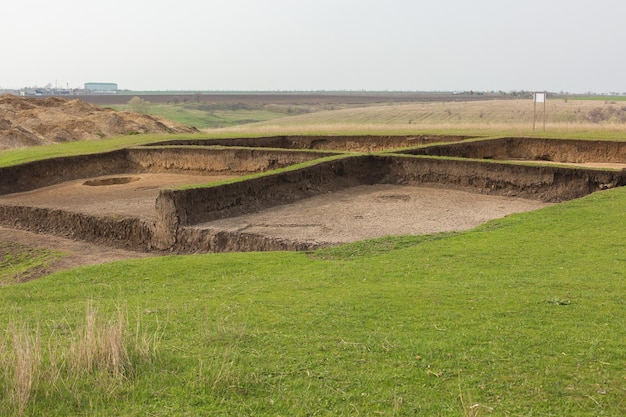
[2,0,625,93]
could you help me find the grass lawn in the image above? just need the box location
[1,185,625,416]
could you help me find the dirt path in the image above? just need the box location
[0,226,156,278]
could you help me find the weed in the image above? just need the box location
[0,324,41,416]
[0,303,161,416]
[68,303,129,377]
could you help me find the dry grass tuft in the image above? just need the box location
[68,304,129,378]
[0,325,42,416]
[0,303,161,415]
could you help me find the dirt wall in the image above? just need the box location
[0,205,155,251]
[0,148,336,196]
[0,151,133,195]
[146,135,474,153]
[155,156,377,227]
[174,228,320,253]
[406,137,626,163]
[381,156,626,202]
[125,147,338,174]
[152,154,626,250]
[3,137,626,254]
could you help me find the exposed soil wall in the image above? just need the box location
[380,156,626,202]
[125,147,338,174]
[406,137,626,163]
[0,148,336,195]
[0,205,155,251]
[174,228,320,254]
[0,151,133,195]
[155,156,376,227]
[146,135,475,153]
[153,154,626,250]
[3,135,626,255]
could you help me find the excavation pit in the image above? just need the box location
[405,137,626,169]
[0,135,624,253]
[83,176,141,187]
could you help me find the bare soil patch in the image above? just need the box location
[0,173,236,220]
[0,226,154,280]
[193,184,551,245]
[0,94,197,150]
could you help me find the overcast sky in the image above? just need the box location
[2,0,625,93]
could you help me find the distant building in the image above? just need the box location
[84,82,118,94]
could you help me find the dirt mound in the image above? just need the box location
[0,94,197,150]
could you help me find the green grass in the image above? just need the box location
[0,243,62,285]
[132,104,290,129]
[0,132,264,168]
[1,186,625,416]
[0,134,174,168]
[109,102,324,129]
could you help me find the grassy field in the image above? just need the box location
[107,97,626,137]
[1,99,626,415]
[109,100,334,129]
[218,99,626,139]
[1,186,625,416]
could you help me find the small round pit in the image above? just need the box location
[83,176,141,186]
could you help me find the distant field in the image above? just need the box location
[107,95,626,137]
[224,99,626,137]
[98,92,484,129]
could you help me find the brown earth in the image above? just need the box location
[190,184,551,246]
[1,135,625,280]
[0,226,155,282]
[0,177,550,277]
[0,94,198,150]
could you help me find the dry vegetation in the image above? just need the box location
[220,99,626,136]
[0,303,160,415]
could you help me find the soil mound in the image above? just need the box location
[0,94,197,150]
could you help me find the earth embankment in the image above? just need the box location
[0,94,198,150]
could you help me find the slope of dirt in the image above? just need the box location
[0,94,197,150]
[0,226,154,282]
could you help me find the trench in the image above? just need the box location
[0,135,624,254]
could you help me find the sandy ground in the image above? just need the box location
[0,173,552,276]
[0,173,236,220]
[195,184,551,245]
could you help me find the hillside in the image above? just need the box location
[0,95,197,150]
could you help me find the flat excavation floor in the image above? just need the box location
[193,184,551,245]
[0,173,236,220]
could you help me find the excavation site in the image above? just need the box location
[1,135,625,254]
